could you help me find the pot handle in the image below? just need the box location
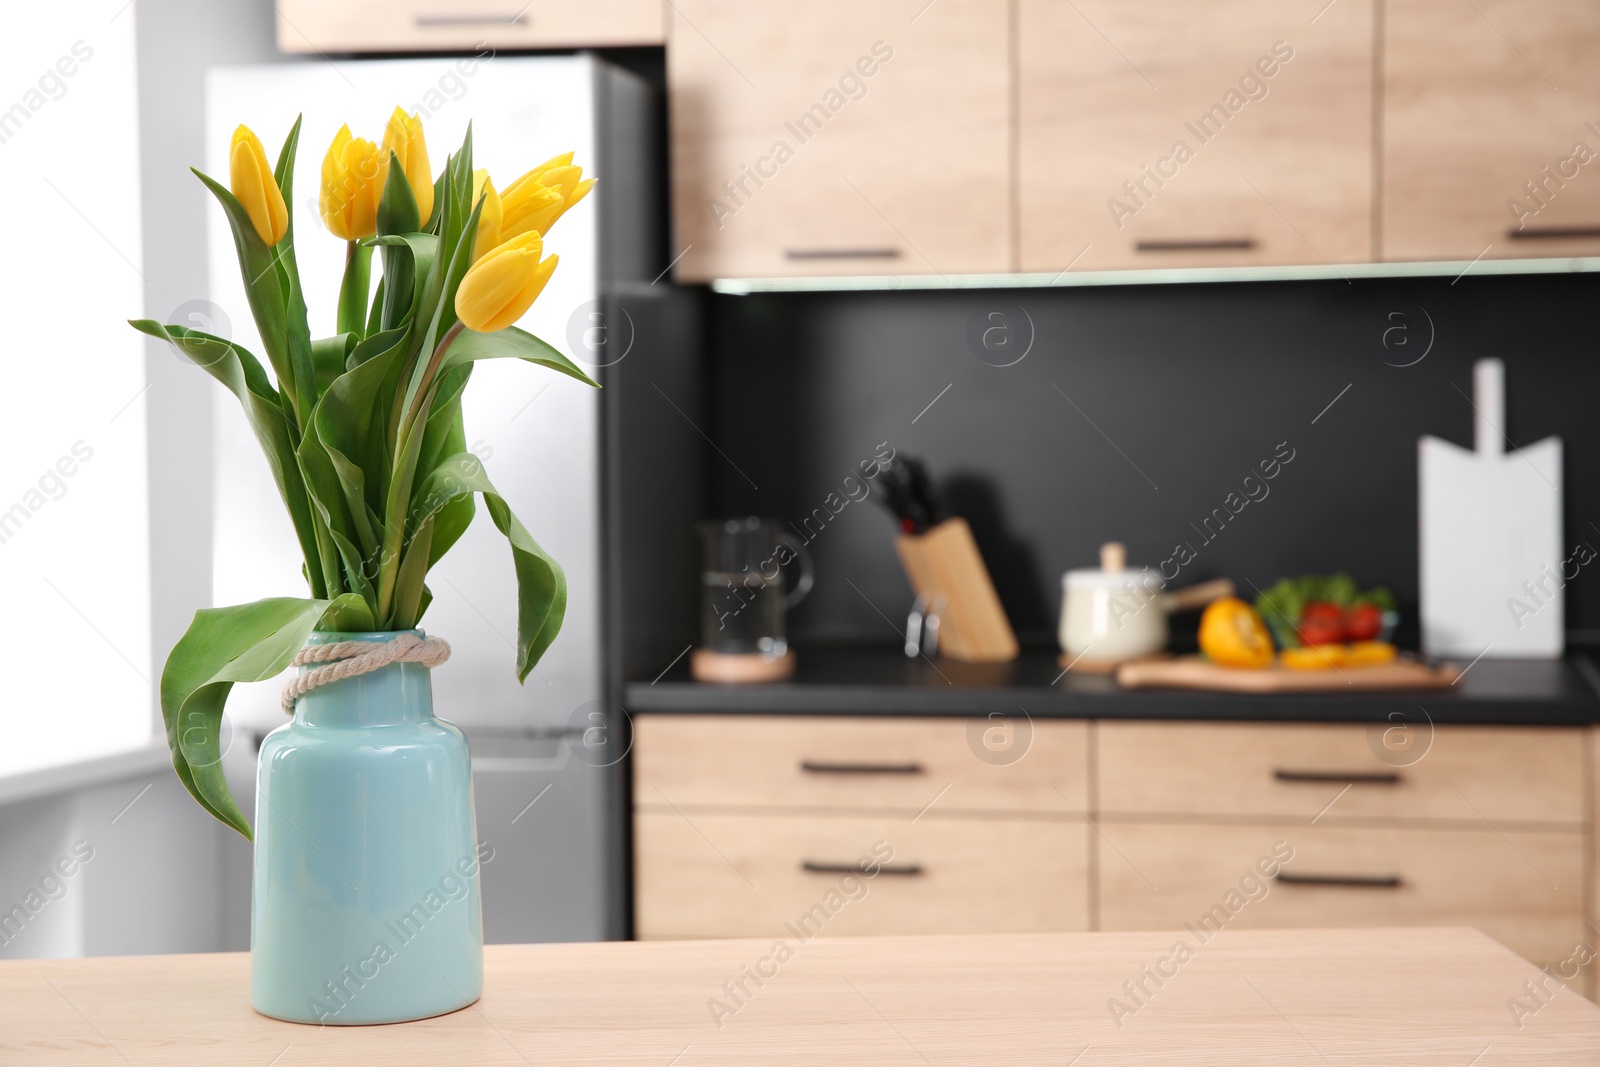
[1162,578,1236,613]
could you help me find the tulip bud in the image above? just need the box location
[455,231,559,333]
[500,152,596,241]
[380,107,434,223]
[320,124,384,241]
[470,169,504,263]
[229,125,289,247]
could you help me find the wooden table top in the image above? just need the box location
[4,928,1598,1065]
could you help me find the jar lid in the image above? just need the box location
[1063,567,1163,591]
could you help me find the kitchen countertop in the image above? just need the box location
[627,643,1600,724]
[4,929,1596,1063]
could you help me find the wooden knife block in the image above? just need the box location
[894,518,1018,663]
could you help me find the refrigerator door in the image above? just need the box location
[470,731,613,944]
[203,56,603,734]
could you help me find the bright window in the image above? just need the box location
[0,3,152,775]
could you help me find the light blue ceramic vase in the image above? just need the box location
[251,630,484,1025]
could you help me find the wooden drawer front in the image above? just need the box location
[1383,0,1600,262]
[667,0,1011,281]
[1097,823,1585,968]
[1018,0,1374,272]
[634,715,1089,814]
[1097,722,1585,825]
[276,0,665,53]
[635,812,1088,940]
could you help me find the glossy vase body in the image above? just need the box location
[251,631,483,1025]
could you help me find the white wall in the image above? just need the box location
[0,0,290,959]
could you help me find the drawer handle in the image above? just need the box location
[800,760,923,775]
[1135,238,1256,252]
[1273,769,1402,785]
[1275,871,1402,889]
[802,861,924,876]
[784,248,902,260]
[1507,225,1600,240]
[415,13,528,27]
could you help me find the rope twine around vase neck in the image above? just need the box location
[279,632,451,715]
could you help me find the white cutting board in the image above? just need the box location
[1420,359,1563,658]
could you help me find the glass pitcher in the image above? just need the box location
[699,517,814,656]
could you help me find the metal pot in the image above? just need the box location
[1058,542,1234,664]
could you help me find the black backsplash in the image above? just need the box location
[701,272,1599,647]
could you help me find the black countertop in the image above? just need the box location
[625,643,1600,725]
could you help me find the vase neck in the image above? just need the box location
[291,631,436,728]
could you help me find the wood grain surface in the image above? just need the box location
[3,930,1598,1064]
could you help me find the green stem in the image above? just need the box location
[404,320,465,432]
[336,240,372,339]
[374,320,467,622]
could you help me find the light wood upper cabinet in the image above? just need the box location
[1382,0,1600,261]
[667,0,1012,281]
[1017,0,1375,272]
[275,0,665,53]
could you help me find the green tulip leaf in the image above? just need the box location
[270,115,318,423]
[443,325,600,388]
[161,596,333,839]
[189,168,298,406]
[408,452,566,680]
[129,320,326,598]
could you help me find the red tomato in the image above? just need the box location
[1299,601,1345,645]
[1346,602,1383,641]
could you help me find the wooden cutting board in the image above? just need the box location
[1116,655,1460,692]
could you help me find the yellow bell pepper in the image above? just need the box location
[470,169,504,263]
[454,231,559,333]
[1281,641,1397,670]
[1199,597,1274,669]
[1280,645,1347,670]
[1344,641,1398,666]
[380,107,434,222]
[500,151,596,240]
[229,125,288,247]
[319,125,384,241]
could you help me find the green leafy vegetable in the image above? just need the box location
[1253,573,1396,649]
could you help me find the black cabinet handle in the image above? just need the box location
[415,13,528,26]
[784,248,902,260]
[1508,226,1600,240]
[1275,871,1402,889]
[1274,769,1402,785]
[1135,238,1256,252]
[800,760,923,775]
[802,861,923,876]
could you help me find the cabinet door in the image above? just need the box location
[1097,722,1587,825]
[667,0,1011,281]
[1018,0,1374,272]
[276,0,665,53]
[1383,0,1600,261]
[636,811,1088,939]
[635,715,1089,814]
[1096,822,1586,979]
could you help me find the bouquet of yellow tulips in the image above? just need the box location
[131,110,597,837]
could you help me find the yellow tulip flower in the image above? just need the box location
[229,125,288,247]
[500,152,596,240]
[319,125,384,241]
[470,169,503,263]
[380,107,434,222]
[455,231,559,333]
